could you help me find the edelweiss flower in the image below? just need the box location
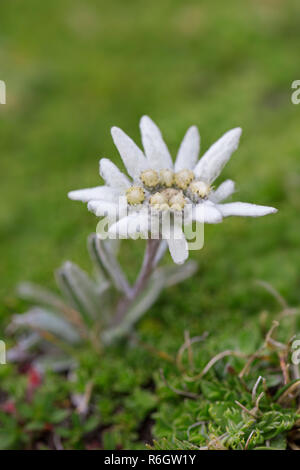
[68,116,277,264]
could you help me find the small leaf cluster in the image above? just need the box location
[8,236,196,367]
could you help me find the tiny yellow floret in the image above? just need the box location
[169,191,186,210]
[161,188,178,200]
[159,169,174,187]
[140,169,159,188]
[189,180,211,198]
[160,203,170,212]
[174,169,194,190]
[150,192,167,207]
[126,186,145,205]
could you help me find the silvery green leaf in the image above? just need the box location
[17,282,65,311]
[56,261,109,323]
[87,234,107,283]
[159,260,198,287]
[10,308,81,344]
[102,271,164,344]
[88,234,130,297]
[104,238,120,257]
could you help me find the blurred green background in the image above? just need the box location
[1,0,300,337]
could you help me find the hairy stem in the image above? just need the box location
[112,239,161,326]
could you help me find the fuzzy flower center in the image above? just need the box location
[125,168,210,210]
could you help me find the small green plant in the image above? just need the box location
[8,235,196,369]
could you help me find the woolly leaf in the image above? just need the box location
[10,308,81,344]
[56,261,109,323]
[88,234,130,296]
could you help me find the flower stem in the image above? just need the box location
[112,239,161,326]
